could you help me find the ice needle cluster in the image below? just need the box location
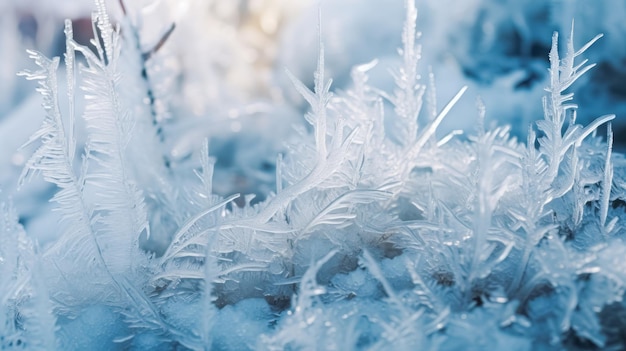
[2,0,626,350]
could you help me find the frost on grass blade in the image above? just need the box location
[389,0,423,148]
[600,124,613,229]
[17,48,110,281]
[538,23,608,185]
[68,4,150,275]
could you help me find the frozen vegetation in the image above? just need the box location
[2,0,626,350]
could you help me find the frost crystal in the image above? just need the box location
[2,0,626,350]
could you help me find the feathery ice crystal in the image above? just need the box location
[2,0,626,350]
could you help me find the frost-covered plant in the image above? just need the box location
[4,0,626,350]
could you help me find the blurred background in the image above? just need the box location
[3,1,626,129]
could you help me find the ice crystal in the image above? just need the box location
[1,0,626,350]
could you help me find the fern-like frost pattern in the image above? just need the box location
[3,0,626,350]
